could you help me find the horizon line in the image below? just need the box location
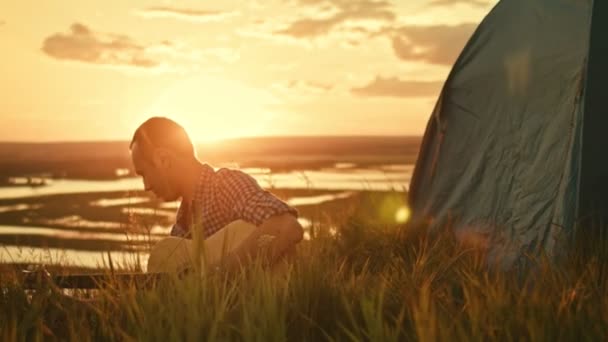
[0,134,423,145]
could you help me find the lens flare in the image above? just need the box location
[395,206,411,223]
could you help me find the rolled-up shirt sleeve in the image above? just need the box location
[218,169,298,226]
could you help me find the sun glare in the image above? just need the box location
[395,206,411,223]
[136,75,280,143]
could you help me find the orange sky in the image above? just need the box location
[0,0,496,142]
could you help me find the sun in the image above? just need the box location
[137,75,280,143]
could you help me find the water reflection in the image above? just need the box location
[0,164,411,199]
[91,197,150,207]
[0,225,161,242]
[0,245,148,270]
[0,204,43,213]
[298,217,312,240]
[257,170,408,191]
[297,217,312,229]
[160,191,356,209]
[7,177,48,186]
[287,191,354,206]
[0,216,316,268]
[334,163,356,169]
[38,215,124,229]
[0,178,144,200]
[115,168,130,177]
[241,167,271,175]
[149,225,171,235]
[0,164,410,269]
[122,208,175,219]
[296,218,338,241]
[159,201,180,210]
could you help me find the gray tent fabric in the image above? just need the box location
[580,0,608,224]
[408,0,601,268]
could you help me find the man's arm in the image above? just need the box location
[214,169,303,270]
[222,213,303,270]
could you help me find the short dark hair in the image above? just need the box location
[130,117,195,160]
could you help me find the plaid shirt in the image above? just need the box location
[170,164,298,238]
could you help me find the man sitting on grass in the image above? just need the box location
[129,116,303,271]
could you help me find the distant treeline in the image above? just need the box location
[0,136,421,180]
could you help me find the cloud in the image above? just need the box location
[237,19,314,47]
[269,0,480,63]
[427,0,491,7]
[389,23,477,65]
[271,80,334,101]
[276,0,395,38]
[135,7,238,22]
[286,80,333,92]
[276,17,341,38]
[42,23,159,68]
[41,24,228,72]
[351,76,443,98]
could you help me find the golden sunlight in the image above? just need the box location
[138,75,280,142]
[395,206,411,223]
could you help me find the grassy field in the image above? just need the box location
[1,191,607,341]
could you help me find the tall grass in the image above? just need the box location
[1,208,607,341]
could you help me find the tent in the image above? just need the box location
[408,0,608,268]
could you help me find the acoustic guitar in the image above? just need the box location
[21,220,259,289]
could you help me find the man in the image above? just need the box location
[130,116,303,270]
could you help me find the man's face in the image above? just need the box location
[131,141,180,202]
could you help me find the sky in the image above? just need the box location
[0,0,497,142]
